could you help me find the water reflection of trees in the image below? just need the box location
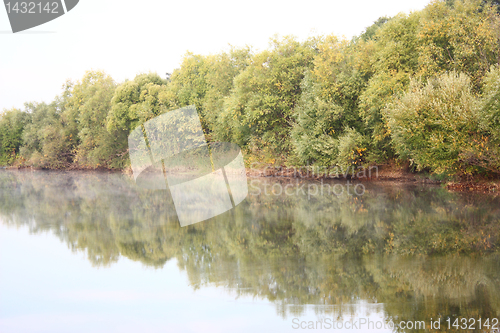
[1,171,499,327]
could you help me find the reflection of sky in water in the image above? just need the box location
[0,223,389,333]
[1,171,500,332]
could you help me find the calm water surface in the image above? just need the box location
[0,170,499,332]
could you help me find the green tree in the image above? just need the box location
[20,100,72,169]
[358,11,421,153]
[463,65,500,173]
[417,0,500,89]
[358,16,392,42]
[64,70,124,168]
[0,108,28,165]
[291,35,368,168]
[165,48,251,138]
[222,36,316,163]
[107,72,168,134]
[385,72,480,175]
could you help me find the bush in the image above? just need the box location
[291,35,366,168]
[466,65,500,173]
[385,72,479,175]
[0,108,28,165]
[417,0,500,90]
[479,65,500,142]
[336,128,369,171]
[20,101,72,169]
[291,72,341,166]
[222,36,316,162]
[65,71,122,168]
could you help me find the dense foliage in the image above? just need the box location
[1,0,499,177]
[385,72,479,175]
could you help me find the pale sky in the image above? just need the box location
[0,0,431,111]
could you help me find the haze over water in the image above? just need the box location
[0,170,499,332]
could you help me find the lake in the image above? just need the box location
[0,170,499,332]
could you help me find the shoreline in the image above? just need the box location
[3,164,499,195]
[245,164,499,194]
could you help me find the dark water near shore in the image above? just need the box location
[0,170,499,332]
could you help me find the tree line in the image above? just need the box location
[1,0,500,178]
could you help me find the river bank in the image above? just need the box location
[245,162,500,195]
[3,162,499,195]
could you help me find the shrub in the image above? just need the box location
[0,108,28,165]
[465,65,500,173]
[20,101,72,168]
[479,65,500,142]
[291,35,366,168]
[336,128,369,171]
[291,72,341,166]
[385,72,479,175]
